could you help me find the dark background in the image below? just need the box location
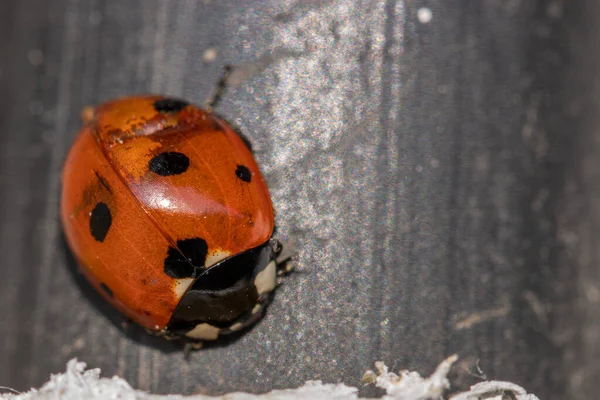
[0,1,597,399]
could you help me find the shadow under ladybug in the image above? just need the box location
[61,232,295,356]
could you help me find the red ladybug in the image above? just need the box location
[61,95,280,342]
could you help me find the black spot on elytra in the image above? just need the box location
[149,152,190,176]
[235,165,251,182]
[164,238,208,279]
[90,202,112,242]
[153,98,189,113]
[100,283,113,298]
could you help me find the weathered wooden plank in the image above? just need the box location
[0,1,592,399]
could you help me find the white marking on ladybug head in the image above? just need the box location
[185,323,221,340]
[254,261,276,295]
[173,278,194,298]
[205,249,231,269]
[229,322,244,332]
[172,250,231,299]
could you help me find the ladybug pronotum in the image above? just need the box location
[61,95,281,343]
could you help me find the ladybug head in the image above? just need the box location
[165,242,277,341]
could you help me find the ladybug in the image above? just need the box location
[61,95,282,343]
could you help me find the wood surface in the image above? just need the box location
[0,1,596,399]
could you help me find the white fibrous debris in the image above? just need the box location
[361,354,456,399]
[0,356,538,400]
[449,381,540,400]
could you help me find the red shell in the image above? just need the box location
[61,95,274,331]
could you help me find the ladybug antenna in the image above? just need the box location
[205,65,233,110]
[206,51,301,110]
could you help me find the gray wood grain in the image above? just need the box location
[0,1,594,398]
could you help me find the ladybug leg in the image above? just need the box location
[120,318,133,330]
[271,237,297,275]
[183,343,192,359]
[183,341,203,360]
[205,65,233,110]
